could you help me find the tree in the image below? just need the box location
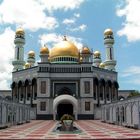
[127,90,140,98]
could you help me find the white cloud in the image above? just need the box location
[62,13,81,27]
[68,36,83,50]
[0,27,15,89]
[0,0,85,31]
[62,13,86,33]
[120,66,140,86]
[121,66,140,77]
[0,0,58,31]
[39,33,83,49]
[71,24,87,32]
[117,0,140,42]
[63,18,75,24]
[38,0,84,12]
[74,13,80,18]
[39,33,61,46]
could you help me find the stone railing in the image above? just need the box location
[0,98,30,129]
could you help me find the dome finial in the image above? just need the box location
[63,35,67,41]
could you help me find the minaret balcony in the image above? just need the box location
[12,60,25,65]
[104,38,114,45]
[14,38,25,44]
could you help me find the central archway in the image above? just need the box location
[53,95,78,120]
[57,103,73,119]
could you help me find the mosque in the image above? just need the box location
[11,28,119,120]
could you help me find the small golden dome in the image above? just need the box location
[80,57,83,62]
[81,47,91,54]
[48,57,50,61]
[25,62,31,69]
[16,27,25,35]
[104,28,113,36]
[40,45,49,54]
[99,62,105,68]
[94,51,101,58]
[28,50,35,58]
[50,39,79,59]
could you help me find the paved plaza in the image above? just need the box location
[0,120,140,139]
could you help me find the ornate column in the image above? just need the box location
[24,85,26,104]
[104,83,107,104]
[31,84,33,107]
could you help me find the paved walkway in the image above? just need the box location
[0,120,140,139]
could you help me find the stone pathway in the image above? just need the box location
[0,120,140,139]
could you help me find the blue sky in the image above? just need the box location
[0,0,140,91]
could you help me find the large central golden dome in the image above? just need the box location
[50,39,79,59]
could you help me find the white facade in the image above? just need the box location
[12,63,118,120]
[11,28,119,120]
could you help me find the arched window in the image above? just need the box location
[106,108,110,120]
[131,105,133,124]
[121,106,125,122]
[11,82,17,100]
[57,87,73,96]
[116,107,119,123]
[99,79,105,101]
[113,81,119,100]
[106,80,112,101]
[25,79,30,101]
[32,78,37,100]
[18,81,23,101]
[93,78,98,100]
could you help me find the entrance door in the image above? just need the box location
[57,103,73,119]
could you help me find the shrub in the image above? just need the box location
[60,114,74,122]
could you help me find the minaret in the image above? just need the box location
[12,27,25,71]
[81,46,91,62]
[93,51,101,67]
[40,45,49,62]
[27,51,35,67]
[104,28,116,71]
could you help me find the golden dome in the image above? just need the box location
[99,62,105,68]
[28,50,35,58]
[104,28,113,36]
[16,27,25,35]
[40,45,49,54]
[81,47,91,54]
[94,51,101,58]
[50,40,79,59]
[25,62,31,69]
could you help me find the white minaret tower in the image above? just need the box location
[104,28,116,71]
[27,51,35,67]
[40,45,49,62]
[12,27,25,71]
[93,51,101,67]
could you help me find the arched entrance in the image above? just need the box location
[57,103,73,119]
[53,95,78,120]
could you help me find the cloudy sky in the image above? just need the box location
[0,0,140,91]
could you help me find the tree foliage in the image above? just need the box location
[128,90,140,98]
